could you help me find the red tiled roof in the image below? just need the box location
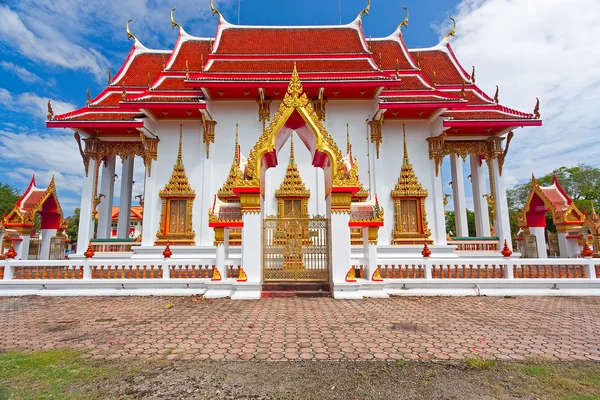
[444,111,532,120]
[115,53,170,87]
[57,112,143,121]
[154,78,189,90]
[91,93,122,107]
[216,28,367,55]
[369,40,413,70]
[207,59,375,73]
[21,191,44,212]
[411,50,465,85]
[168,40,211,71]
[540,187,569,211]
[382,76,430,90]
[462,90,493,105]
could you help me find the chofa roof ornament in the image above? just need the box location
[445,15,456,41]
[126,18,138,43]
[357,0,371,20]
[398,5,409,30]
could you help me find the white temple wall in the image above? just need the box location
[144,101,444,248]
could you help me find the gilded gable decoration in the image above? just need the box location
[155,125,196,245]
[391,125,432,244]
[218,124,244,202]
[237,64,359,193]
[275,138,310,218]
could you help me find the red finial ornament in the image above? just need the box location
[163,242,172,258]
[421,241,431,258]
[582,241,594,258]
[5,242,17,259]
[84,242,95,259]
[501,240,513,258]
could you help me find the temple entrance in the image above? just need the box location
[263,216,329,281]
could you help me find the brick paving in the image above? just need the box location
[1,296,599,361]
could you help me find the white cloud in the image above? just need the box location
[440,0,600,186]
[0,5,110,81]
[0,88,75,120]
[0,61,43,84]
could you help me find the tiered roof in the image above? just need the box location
[47,6,541,137]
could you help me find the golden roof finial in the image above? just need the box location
[47,99,54,120]
[471,66,475,83]
[494,85,499,103]
[282,63,308,108]
[289,136,295,165]
[210,0,222,17]
[398,5,409,30]
[185,60,189,79]
[147,72,151,89]
[86,88,91,105]
[121,83,126,101]
[445,16,456,41]
[126,19,138,43]
[346,123,351,154]
[395,58,400,78]
[171,6,182,30]
[177,124,183,164]
[432,71,437,87]
[357,0,371,20]
[533,98,540,118]
[403,124,409,163]
[107,68,112,86]
[460,82,466,99]
[218,123,242,200]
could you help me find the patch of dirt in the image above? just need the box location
[80,360,533,400]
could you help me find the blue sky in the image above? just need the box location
[0,0,598,215]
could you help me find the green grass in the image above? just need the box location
[0,350,113,400]
[464,357,497,369]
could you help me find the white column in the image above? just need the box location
[141,165,157,247]
[241,212,261,283]
[97,156,116,239]
[117,156,134,238]
[39,229,57,260]
[470,155,491,237]
[20,235,31,260]
[362,227,378,280]
[450,155,469,237]
[429,160,447,245]
[77,158,98,255]
[327,196,352,284]
[557,231,569,258]
[489,157,513,250]
[529,227,547,258]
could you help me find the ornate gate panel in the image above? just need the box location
[263,216,329,281]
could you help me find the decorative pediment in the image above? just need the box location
[391,128,428,199]
[158,129,195,199]
[218,126,244,201]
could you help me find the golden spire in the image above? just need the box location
[392,124,428,198]
[275,136,310,198]
[398,5,408,30]
[357,0,371,20]
[494,85,499,103]
[282,63,308,108]
[533,98,540,118]
[210,0,222,17]
[460,82,466,99]
[445,16,456,41]
[346,124,351,154]
[159,125,194,197]
[126,19,138,43]
[171,6,182,30]
[217,124,243,200]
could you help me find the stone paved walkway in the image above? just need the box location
[1,296,599,361]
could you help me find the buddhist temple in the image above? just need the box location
[9,1,585,298]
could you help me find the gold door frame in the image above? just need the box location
[263,216,329,281]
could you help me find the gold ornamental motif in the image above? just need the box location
[391,126,432,245]
[201,115,216,159]
[275,138,310,198]
[368,118,384,159]
[239,64,358,193]
[155,126,196,245]
[218,125,244,201]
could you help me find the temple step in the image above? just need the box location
[261,281,331,298]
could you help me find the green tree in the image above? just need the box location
[66,208,80,244]
[445,210,477,237]
[0,182,21,217]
